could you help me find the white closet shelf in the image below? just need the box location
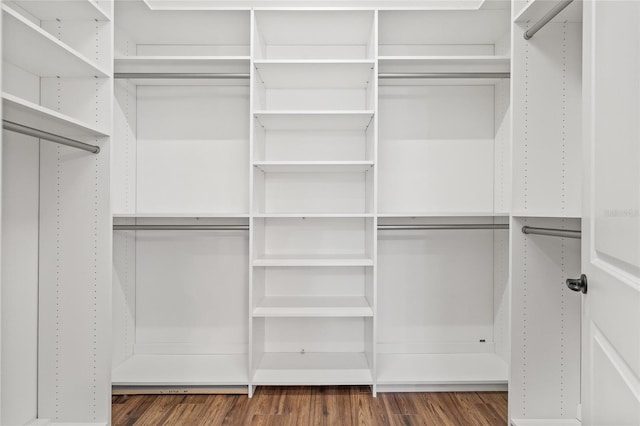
[253,352,372,385]
[253,296,373,317]
[12,0,110,21]
[376,353,508,385]
[515,0,583,24]
[253,254,373,267]
[112,354,248,386]
[115,56,250,74]
[3,93,109,140]
[253,213,373,218]
[510,420,581,426]
[254,60,374,89]
[2,5,109,78]
[253,161,374,173]
[113,212,250,218]
[254,111,374,131]
[511,211,582,219]
[377,212,509,218]
[378,56,510,74]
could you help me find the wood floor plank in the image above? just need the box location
[111,388,508,425]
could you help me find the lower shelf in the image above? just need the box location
[253,352,373,385]
[377,353,508,385]
[511,420,581,426]
[112,354,248,386]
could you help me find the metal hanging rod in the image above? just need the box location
[2,120,100,154]
[522,226,581,239]
[378,224,509,231]
[378,72,510,79]
[114,73,250,79]
[523,0,574,40]
[113,224,249,231]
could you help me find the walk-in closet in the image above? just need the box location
[1,0,638,425]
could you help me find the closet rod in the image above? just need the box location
[378,224,509,231]
[2,120,100,154]
[114,73,250,79]
[113,225,249,231]
[521,226,581,239]
[523,0,574,40]
[378,72,510,79]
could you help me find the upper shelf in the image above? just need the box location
[3,92,110,140]
[254,111,374,131]
[115,56,250,85]
[253,161,374,173]
[378,56,510,73]
[515,0,583,24]
[115,56,250,74]
[254,60,374,89]
[11,0,110,21]
[2,5,109,78]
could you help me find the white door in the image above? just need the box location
[581,1,640,425]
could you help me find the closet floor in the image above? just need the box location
[111,386,507,425]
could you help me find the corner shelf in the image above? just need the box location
[2,5,109,78]
[254,60,374,88]
[253,254,373,267]
[3,92,109,140]
[252,352,372,386]
[253,296,373,318]
[11,0,110,21]
[253,111,374,131]
[253,161,374,173]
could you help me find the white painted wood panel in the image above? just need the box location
[136,86,249,214]
[510,217,581,420]
[378,85,494,214]
[1,134,39,426]
[135,231,248,353]
[378,226,496,346]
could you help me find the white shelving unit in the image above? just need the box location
[2,0,113,424]
[110,1,252,395]
[249,9,377,395]
[510,0,584,424]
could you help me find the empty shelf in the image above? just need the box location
[253,254,373,267]
[254,60,374,88]
[253,352,372,385]
[378,56,510,74]
[253,296,373,317]
[377,353,508,385]
[11,0,109,20]
[112,354,248,386]
[253,213,373,218]
[377,212,509,218]
[113,212,250,218]
[3,93,109,140]
[254,111,374,131]
[3,5,108,78]
[253,161,374,173]
[115,56,250,76]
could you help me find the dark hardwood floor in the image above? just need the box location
[112,386,508,425]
